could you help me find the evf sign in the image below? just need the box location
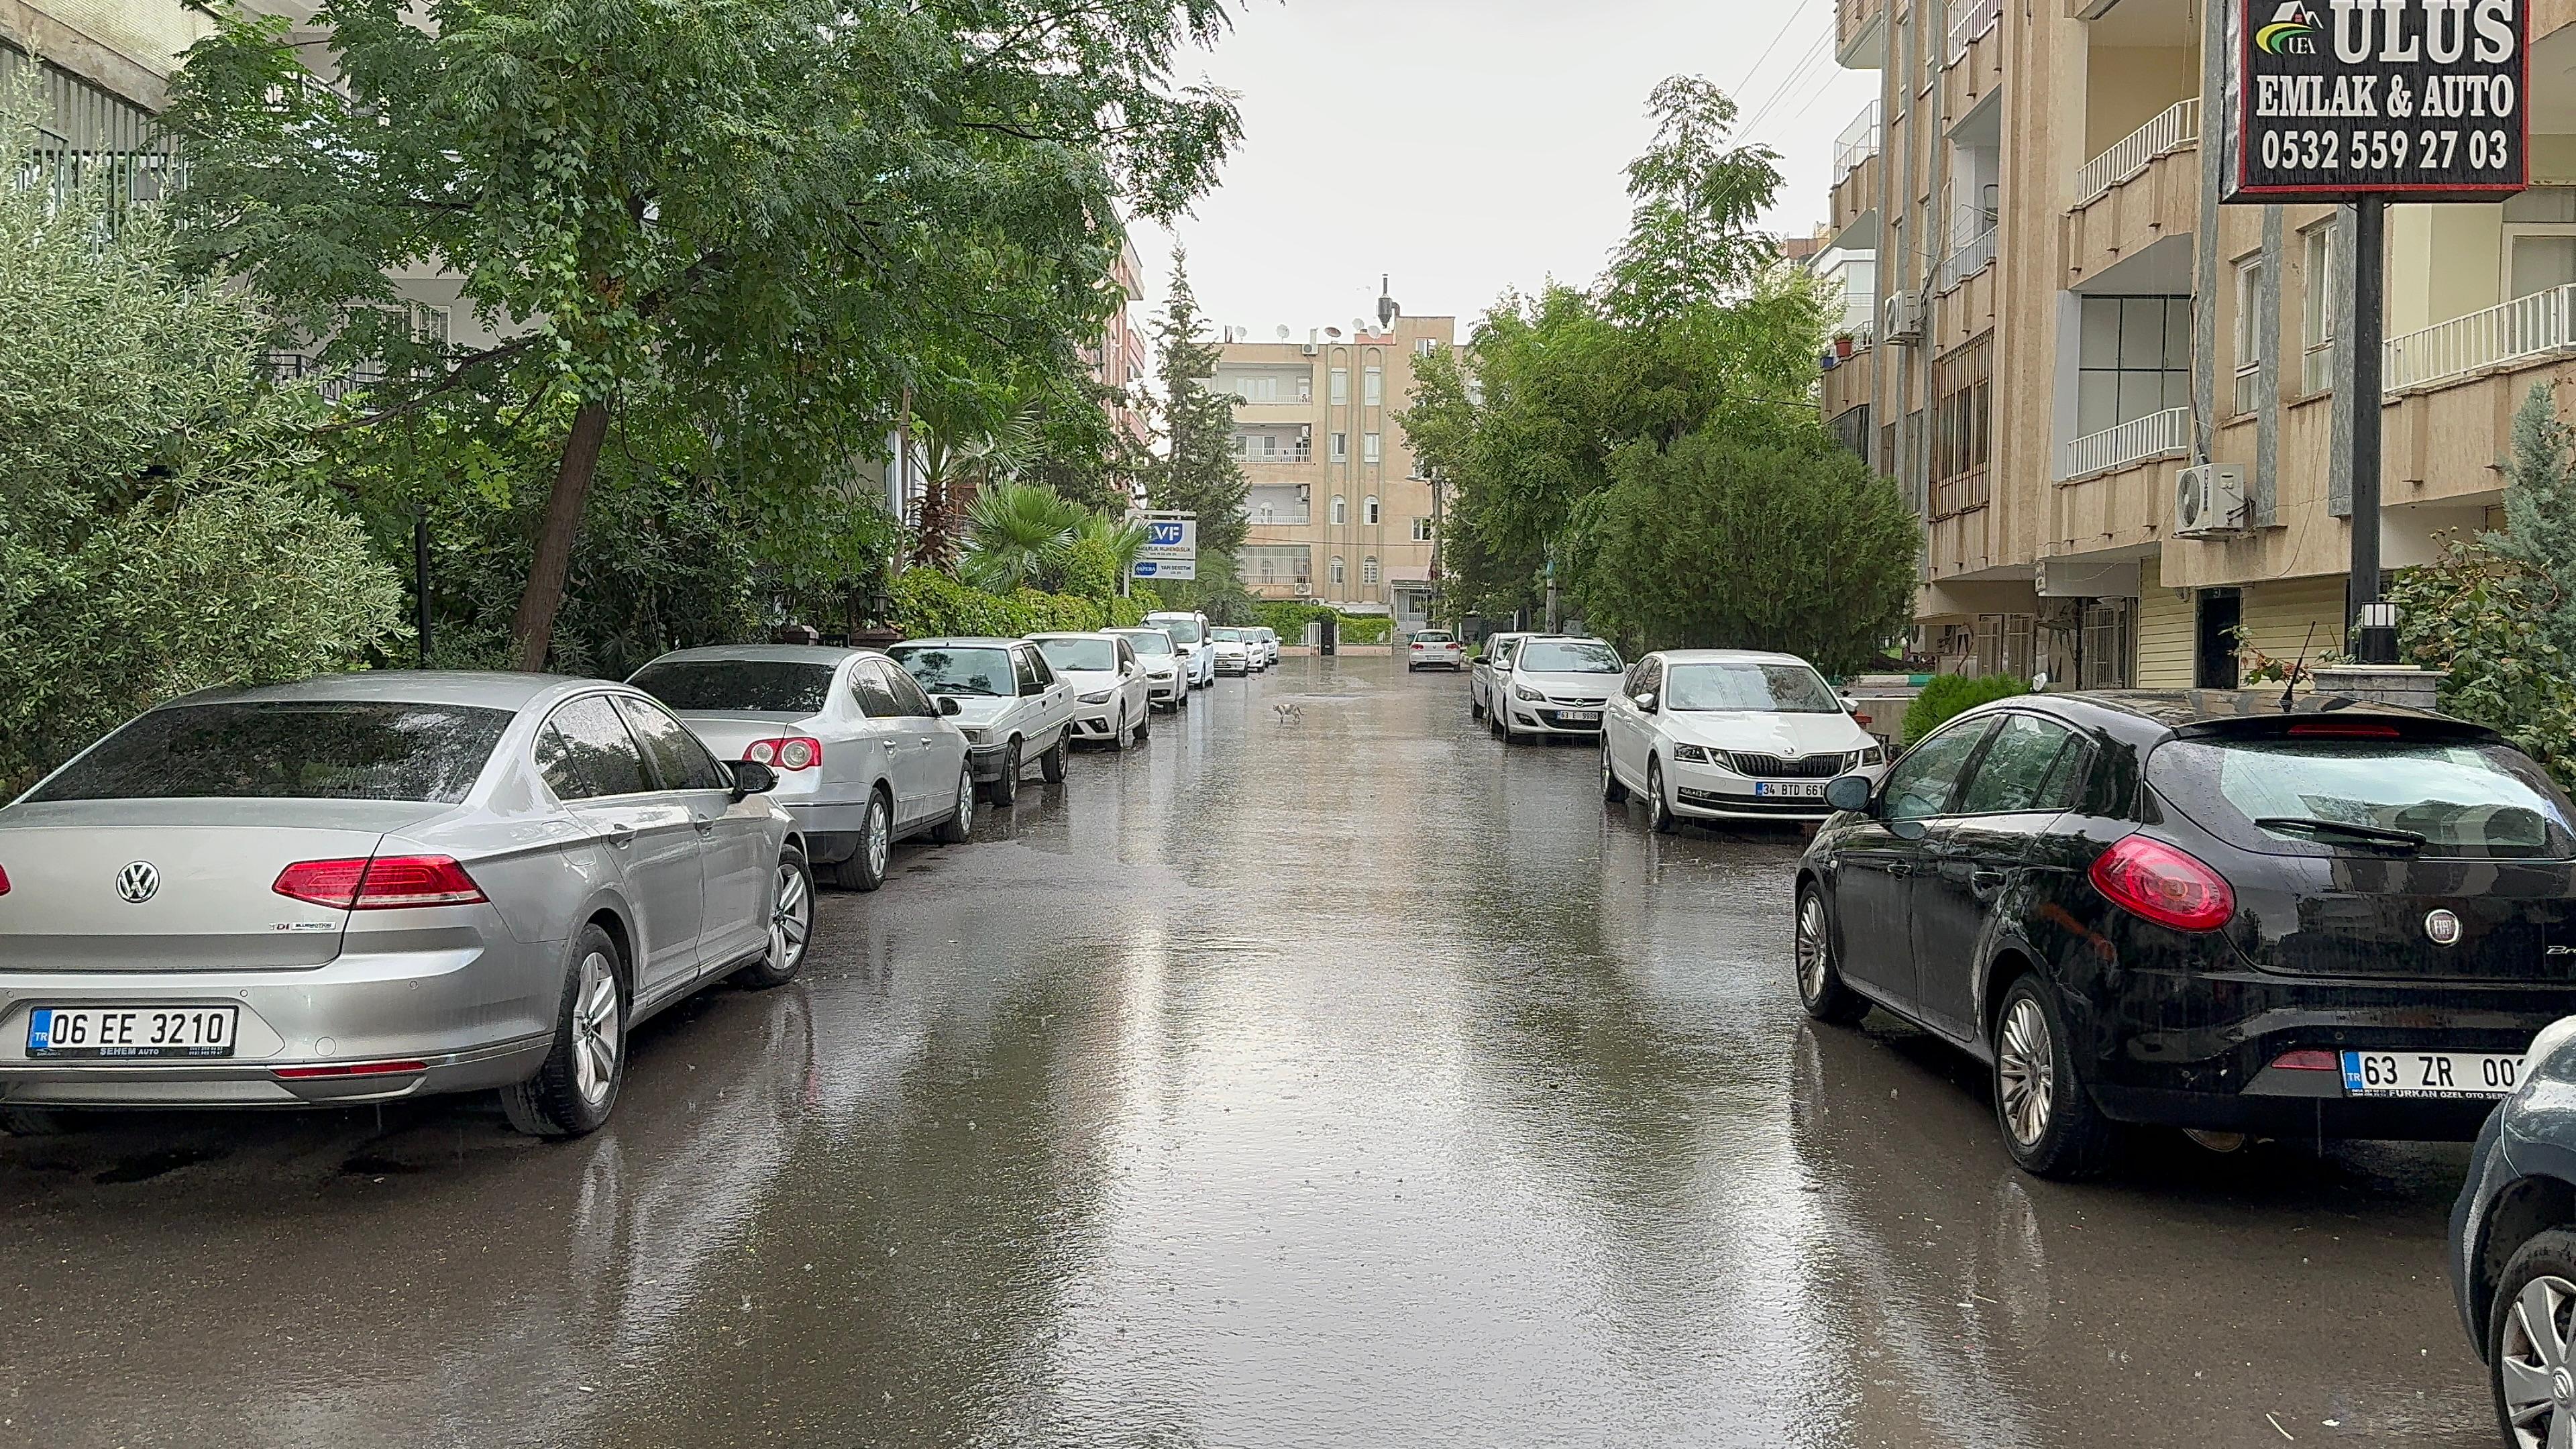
[1135,513,1197,583]
[2228,0,2529,204]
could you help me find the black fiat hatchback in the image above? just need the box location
[1796,689,2576,1179]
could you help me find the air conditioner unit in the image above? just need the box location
[2173,464,2250,538]
[1882,292,1925,345]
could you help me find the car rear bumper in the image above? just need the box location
[0,940,560,1108]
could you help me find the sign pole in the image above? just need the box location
[2347,196,2397,665]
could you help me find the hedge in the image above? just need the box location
[892,568,1161,640]
[1900,674,2031,745]
[1248,601,1395,645]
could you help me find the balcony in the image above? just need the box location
[1833,103,1880,179]
[2073,99,2198,207]
[1246,508,1313,527]
[1237,447,1313,467]
[1947,0,2001,64]
[2060,407,2190,481]
[1837,0,1887,68]
[2384,285,2576,395]
[1821,339,1876,421]
[1830,104,1884,246]
[1938,225,1997,294]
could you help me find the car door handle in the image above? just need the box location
[692,812,715,835]
[1971,869,2007,900]
[1886,861,1914,879]
[604,822,635,849]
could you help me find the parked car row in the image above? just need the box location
[0,611,1267,1143]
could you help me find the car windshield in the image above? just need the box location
[629,659,836,715]
[889,646,1015,698]
[1214,629,1244,643]
[1036,638,1118,673]
[1517,641,1623,674]
[2151,733,2576,859]
[1664,662,1840,714]
[1118,632,1175,657]
[1152,617,1205,645]
[1415,631,1454,643]
[28,702,512,805]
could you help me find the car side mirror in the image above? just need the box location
[1633,692,1657,714]
[1824,773,1874,814]
[938,697,963,717]
[1841,696,1863,714]
[731,760,778,798]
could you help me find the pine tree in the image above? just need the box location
[2492,383,2576,660]
[1144,254,1248,614]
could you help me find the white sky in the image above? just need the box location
[1130,0,1877,337]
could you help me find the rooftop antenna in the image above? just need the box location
[2282,621,2318,712]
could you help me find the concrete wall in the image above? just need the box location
[2081,47,2194,158]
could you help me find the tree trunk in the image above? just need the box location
[510,400,611,672]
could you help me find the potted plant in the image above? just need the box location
[1833,333,1858,360]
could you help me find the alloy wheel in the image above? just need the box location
[955,771,975,837]
[1795,894,1829,1005]
[2503,1275,2576,1448]
[1997,998,2056,1147]
[570,949,623,1110]
[865,795,892,879]
[770,861,813,974]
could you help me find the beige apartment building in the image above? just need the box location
[1820,0,2576,688]
[1212,313,1458,633]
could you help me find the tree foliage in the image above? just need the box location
[164,0,1242,667]
[1902,674,2031,747]
[2489,383,2576,663]
[1142,253,1253,621]
[0,80,404,791]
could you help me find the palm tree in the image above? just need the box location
[909,401,1044,569]
[1073,512,1151,582]
[961,482,1087,593]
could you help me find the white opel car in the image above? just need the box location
[1491,636,1625,743]
[1600,649,1888,830]
[631,646,974,892]
[1028,632,1154,749]
[886,639,1075,806]
[1467,633,1533,722]
[1105,627,1189,711]
[1144,611,1217,688]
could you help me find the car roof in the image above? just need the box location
[1969,688,2484,745]
[1656,647,1815,667]
[890,637,1024,649]
[639,645,878,667]
[168,670,603,712]
[1142,611,1201,621]
[1027,631,1122,642]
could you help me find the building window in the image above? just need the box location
[1330,368,1349,405]
[1363,432,1381,464]
[2233,257,2265,415]
[1331,494,1347,525]
[1364,365,1383,407]
[1295,553,1311,585]
[1362,555,1381,586]
[1412,517,1434,541]
[2505,187,2576,300]
[1229,374,1280,402]
[2076,296,2189,436]
[1931,334,1992,515]
[2080,599,2134,690]
[1330,555,1346,586]
[1415,337,1440,358]
[2302,223,2337,394]
[1298,373,1313,402]
[1260,557,1277,585]
[1330,431,1347,462]
[1363,495,1380,525]
[1258,503,1275,523]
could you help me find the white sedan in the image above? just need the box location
[1600,649,1889,829]
[1029,632,1154,749]
[1210,628,1254,676]
[887,638,1076,807]
[1106,627,1189,710]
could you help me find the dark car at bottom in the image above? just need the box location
[2452,1017,2576,1449]
[1795,689,2576,1179]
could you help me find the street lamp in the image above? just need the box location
[2356,600,2400,667]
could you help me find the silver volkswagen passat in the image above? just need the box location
[0,672,814,1138]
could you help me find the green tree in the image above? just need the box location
[1143,254,1250,617]
[2490,383,2576,662]
[1570,429,1918,674]
[164,0,1242,669]
[961,482,1087,594]
[0,80,404,790]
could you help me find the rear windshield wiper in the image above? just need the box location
[2255,816,2429,851]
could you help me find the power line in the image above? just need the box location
[1727,0,1823,108]
[1738,28,1838,138]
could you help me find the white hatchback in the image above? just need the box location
[1407,630,1464,672]
[1601,649,1888,829]
[1491,636,1625,742]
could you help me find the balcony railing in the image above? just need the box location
[1834,103,1882,181]
[2383,285,2576,394]
[259,352,389,403]
[1937,226,1997,292]
[1248,509,1313,527]
[2072,98,2200,207]
[2060,407,2190,480]
[1236,447,1313,466]
[1947,0,2002,62]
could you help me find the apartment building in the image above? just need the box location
[1212,313,1458,633]
[1089,235,1152,450]
[1820,0,2576,688]
[1,0,198,189]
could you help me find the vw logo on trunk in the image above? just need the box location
[114,861,160,904]
[2426,909,2463,947]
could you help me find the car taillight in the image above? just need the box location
[0,864,10,896]
[769,737,822,770]
[273,855,486,910]
[2288,720,2404,739]
[2270,1049,2341,1072]
[2088,835,2235,932]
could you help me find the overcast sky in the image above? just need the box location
[1129,0,1877,338]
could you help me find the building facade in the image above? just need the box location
[1212,313,1458,633]
[1089,235,1151,453]
[1821,0,2576,688]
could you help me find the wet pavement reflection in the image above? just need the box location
[0,655,2491,1446]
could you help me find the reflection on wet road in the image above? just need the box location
[0,655,2490,1446]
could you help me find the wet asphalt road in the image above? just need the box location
[0,655,2496,1447]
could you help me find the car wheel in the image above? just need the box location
[1992,975,2116,1180]
[931,767,975,844]
[1041,733,1069,783]
[2491,1230,2576,1449]
[832,790,893,892]
[1134,708,1150,743]
[0,1107,74,1137]
[734,843,814,989]
[987,741,1022,806]
[1471,695,1486,722]
[1647,759,1678,834]
[1794,887,1870,1026]
[1600,738,1628,802]
[502,924,627,1138]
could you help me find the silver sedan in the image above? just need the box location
[0,672,812,1138]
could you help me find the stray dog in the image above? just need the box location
[1273,702,1304,725]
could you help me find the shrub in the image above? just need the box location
[1902,674,2030,745]
[892,568,1157,639]
[2390,531,2576,787]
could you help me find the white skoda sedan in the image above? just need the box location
[1600,649,1888,829]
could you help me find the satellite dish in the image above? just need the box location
[1275,325,1292,341]
[1324,327,1344,339]
[1352,319,1369,337]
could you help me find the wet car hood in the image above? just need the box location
[1055,668,1123,694]
[1662,711,1873,759]
[1513,671,1623,704]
